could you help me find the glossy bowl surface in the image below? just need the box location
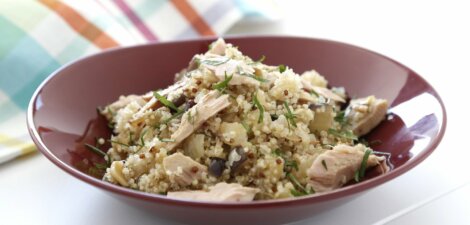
[27,36,446,225]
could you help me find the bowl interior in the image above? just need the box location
[28,36,446,204]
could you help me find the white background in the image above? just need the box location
[1,0,469,224]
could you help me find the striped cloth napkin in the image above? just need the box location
[0,0,280,164]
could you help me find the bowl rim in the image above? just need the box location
[27,35,447,208]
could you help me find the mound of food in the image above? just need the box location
[98,38,389,201]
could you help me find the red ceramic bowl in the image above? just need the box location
[27,36,446,225]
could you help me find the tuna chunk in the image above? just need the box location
[130,80,186,125]
[301,79,345,103]
[208,38,227,55]
[299,90,316,103]
[346,96,388,136]
[307,144,385,192]
[167,90,231,150]
[201,57,261,87]
[163,152,207,186]
[167,182,259,202]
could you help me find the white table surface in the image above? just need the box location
[1,1,469,224]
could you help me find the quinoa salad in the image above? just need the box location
[94,38,390,202]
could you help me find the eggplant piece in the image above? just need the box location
[184,99,196,112]
[171,95,187,108]
[227,146,247,175]
[209,157,226,177]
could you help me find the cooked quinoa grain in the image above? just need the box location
[98,39,390,202]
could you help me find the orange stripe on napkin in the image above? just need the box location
[39,0,118,49]
[170,0,215,36]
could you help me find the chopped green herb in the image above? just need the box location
[278,64,286,73]
[84,143,110,167]
[285,160,299,171]
[307,187,315,195]
[208,42,213,50]
[238,65,266,82]
[310,89,319,97]
[273,149,297,171]
[241,120,252,134]
[354,149,372,182]
[162,110,185,124]
[328,128,358,141]
[140,129,148,147]
[287,173,302,190]
[287,173,314,196]
[128,132,134,145]
[88,166,104,177]
[212,73,233,93]
[187,110,194,124]
[290,189,305,197]
[93,162,108,170]
[154,91,181,113]
[188,111,193,123]
[158,138,175,143]
[255,55,265,63]
[334,111,348,126]
[85,143,107,157]
[106,107,115,116]
[109,140,130,147]
[240,73,267,82]
[283,102,297,128]
[200,57,230,66]
[252,91,264,123]
[237,65,267,83]
[322,159,328,170]
[290,187,315,197]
